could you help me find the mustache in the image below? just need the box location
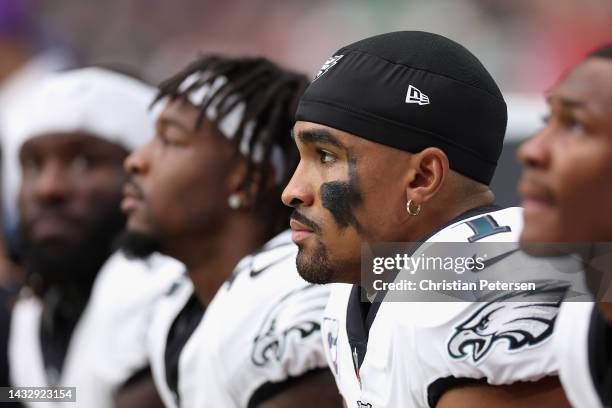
[518,172,555,202]
[290,210,321,234]
[26,210,82,226]
[124,179,145,199]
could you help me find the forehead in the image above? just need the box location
[20,132,127,157]
[293,121,367,149]
[551,58,612,113]
[292,121,411,165]
[157,98,201,130]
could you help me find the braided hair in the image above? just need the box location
[155,55,309,235]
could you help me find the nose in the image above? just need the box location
[124,142,151,175]
[281,165,315,208]
[34,161,71,204]
[517,128,551,170]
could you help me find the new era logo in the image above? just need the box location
[405,85,430,105]
[314,55,344,81]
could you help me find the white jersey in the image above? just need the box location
[555,302,611,408]
[147,230,330,408]
[322,207,569,408]
[9,251,183,408]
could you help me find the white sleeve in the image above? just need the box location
[410,283,567,407]
[251,284,331,380]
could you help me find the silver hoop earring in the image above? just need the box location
[228,194,242,210]
[406,200,421,216]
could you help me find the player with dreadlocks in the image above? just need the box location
[119,55,339,407]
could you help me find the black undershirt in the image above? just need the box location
[164,293,206,404]
[39,287,89,384]
[588,306,612,406]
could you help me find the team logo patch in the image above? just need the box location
[357,402,373,408]
[314,55,344,81]
[251,285,324,366]
[405,84,430,105]
[322,317,340,375]
[447,282,568,363]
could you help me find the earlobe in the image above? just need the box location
[226,160,254,210]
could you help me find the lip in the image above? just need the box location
[520,197,553,212]
[517,179,555,213]
[121,196,143,213]
[289,218,314,243]
[31,216,80,241]
[122,183,144,213]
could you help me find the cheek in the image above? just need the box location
[17,184,33,221]
[148,155,229,230]
[74,168,125,210]
[553,143,612,239]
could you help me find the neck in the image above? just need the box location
[166,214,271,304]
[404,189,495,242]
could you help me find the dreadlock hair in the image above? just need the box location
[589,44,612,60]
[155,55,309,236]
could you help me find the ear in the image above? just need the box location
[226,159,253,210]
[405,147,449,205]
[226,159,275,210]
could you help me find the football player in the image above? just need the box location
[7,68,183,407]
[282,31,570,407]
[121,55,339,407]
[518,44,612,407]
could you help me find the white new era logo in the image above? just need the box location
[314,55,344,81]
[405,85,430,105]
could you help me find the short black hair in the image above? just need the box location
[155,55,309,235]
[588,44,612,60]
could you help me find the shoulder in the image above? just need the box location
[430,207,523,243]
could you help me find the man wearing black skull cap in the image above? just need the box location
[283,31,570,407]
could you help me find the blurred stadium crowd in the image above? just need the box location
[8,0,612,88]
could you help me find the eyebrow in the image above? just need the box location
[294,128,345,148]
[546,94,587,110]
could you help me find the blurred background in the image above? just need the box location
[2,0,612,206]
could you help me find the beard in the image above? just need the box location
[295,240,335,284]
[114,229,161,260]
[19,208,126,294]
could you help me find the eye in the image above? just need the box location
[21,155,42,176]
[70,153,93,172]
[541,114,550,125]
[475,317,489,332]
[557,113,586,134]
[565,117,585,133]
[316,148,336,165]
[157,132,183,147]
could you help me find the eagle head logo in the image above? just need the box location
[447,281,569,363]
[251,285,326,367]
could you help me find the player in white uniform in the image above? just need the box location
[321,207,569,407]
[121,56,340,407]
[10,252,183,408]
[518,44,612,407]
[282,31,571,407]
[6,68,182,407]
